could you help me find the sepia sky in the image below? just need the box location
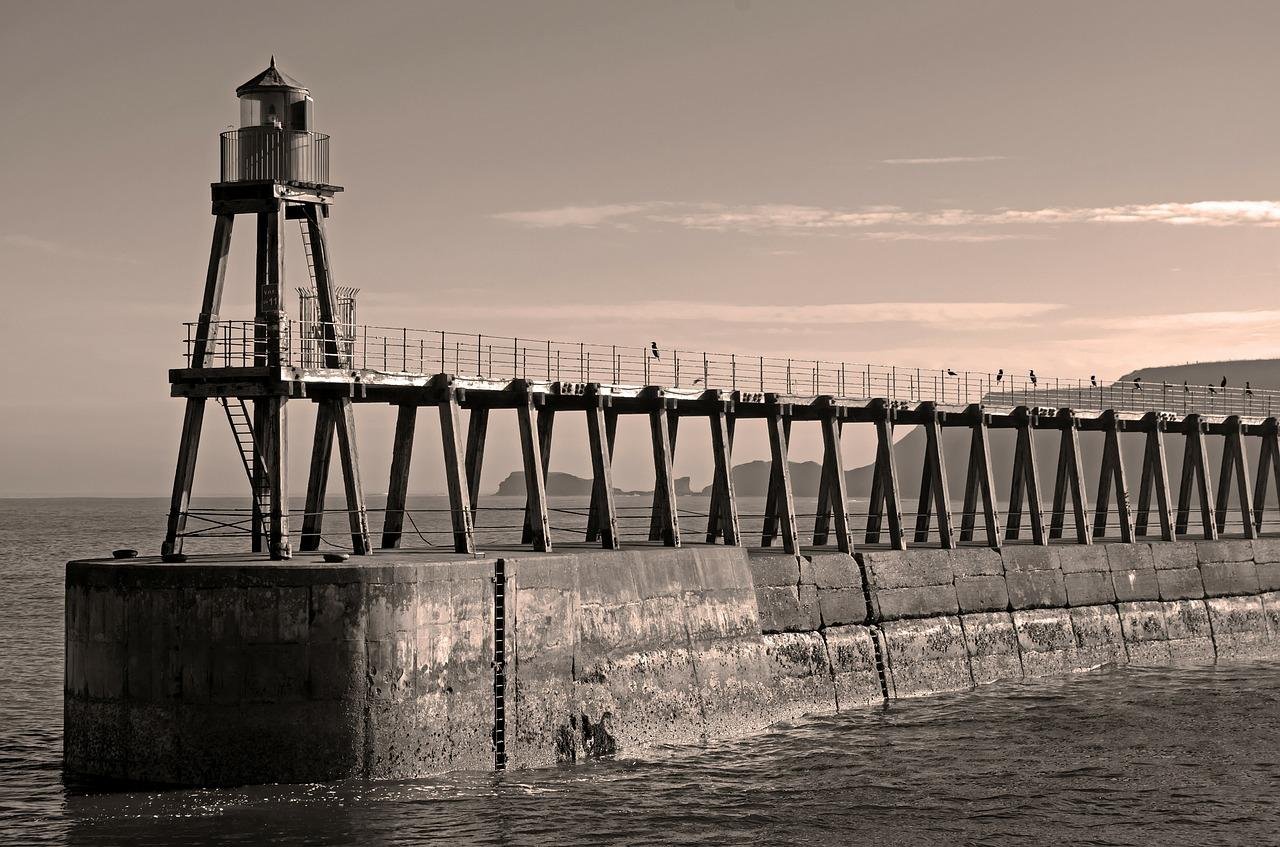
[5,1,1280,496]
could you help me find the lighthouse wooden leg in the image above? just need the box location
[439,390,476,554]
[586,403,620,549]
[465,408,489,513]
[1093,421,1133,543]
[766,405,799,554]
[1215,418,1255,539]
[922,412,955,549]
[649,415,678,541]
[162,398,208,558]
[1253,422,1280,533]
[332,398,370,554]
[813,420,843,547]
[762,417,792,547]
[706,414,736,543]
[708,408,741,545]
[820,414,854,553]
[257,396,290,560]
[521,408,554,545]
[585,407,618,543]
[380,404,417,549]
[1177,418,1218,540]
[518,394,552,552]
[649,406,681,547]
[300,401,336,551]
[868,416,906,550]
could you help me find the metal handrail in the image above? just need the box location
[219,128,330,184]
[181,319,1280,417]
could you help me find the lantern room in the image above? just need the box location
[220,57,330,185]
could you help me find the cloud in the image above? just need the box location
[1064,308,1280,333]
[881,155,1008,165]
[3,234,61,253]
[493,199,1280,236]
[438,299,1064,329]
[861,231,1045,243]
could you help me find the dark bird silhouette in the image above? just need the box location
[1183,380,1190,392]
[1090,375,1097,387]
[692,378,704,385]
[1029,369,1038,386]
[1208,385,1217,395]
[946,369,957,377]
[1220,376,1228,388]
[1133,376,1142,390]
[995,368,1004,383]
[649,341,660,359]
[1246,381,1254,396]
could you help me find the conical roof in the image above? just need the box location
[236,56,307,96]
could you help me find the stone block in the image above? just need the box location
[817,587,868,627]
[762,632,837,720]
[1256,561,1280,592]
[869,584,959,621]
[1005,569,1067,610]
[1063,571,1115,606]
[754,585,821,634]
[1107,542,1155,573]
[748,554,803,588]
[1162,600,1215,664]
[959,612,1022,685]
[1196,539,1254,564]
[949,548,1004,577]
[954,574,1010,613]
[808,553,862,590]
[1013,609,1076,678]
[1156,567,1205,601]
[880,616,971,698]
[1111,567,1160,602]
[1261,592,1280,642]
[1069,605,1126,669]
[822,625,884,708]
[1207,596,1273,659]
[1199,560,1261,597]
[1251,538,1280,564]
[1001,546,1059,573]
[1057,546,1112,574]
[1149,542,1198,571]
[862,550,953,589]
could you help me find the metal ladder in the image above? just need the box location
[220,397,271,526]
[299,220,319,287]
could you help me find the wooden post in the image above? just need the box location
[819,413,854,553]
[304,206,345,367]
[1005,408,1045,544]
[1253,419,1280,534]
[1048,411,1090,544]
[300,401,336,551]
[1175,415,1218,540]
[708,406,741,545]
[762,416,792,547]
[260,396,290,560]
[649,414,678,541]
[1135,419,1175,542]
[765,403,799,554]
[813,419,844,546]
[865,408,906,550]
[1093,412,1133,542]
[439,390,476,553]
[380,404,418,549]
[649,405,681,546]
[586,400,621,549]
[332,398,370,554]
[959,409,1001,549]
[919,408,955,549]
[464,407,489,513]
[522,407,554,544]
[585,408,619,543]
[517,393,552,552]
[162,214,235,558]
[1214,416,1255,539]
[251,398,268,552]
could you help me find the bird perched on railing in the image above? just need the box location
[1090,375,1097,387]
[1133,376,1142,390]
[1183,380,1190,393]
[1246,381,1254,397]
[1221,376,1228,388]
[947,369,957,376]
[996,368,1004,383]
[650,341,660,359]
[1029,369,1037,386]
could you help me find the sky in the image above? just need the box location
[4,0,1280,497]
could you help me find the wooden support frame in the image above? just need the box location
[762,416,793,547]
[1175,414,1218,540]
[649,406,681,546]
[517,393,552,552]
[912,407,955,549]
[380,404,418,549]
[649,415,678,541]
[1005,408,1046,544]
[1048,411,1090,545]
[1135,417,1175,542]
[521,407,554,545]
[959,410,1001,549]
[465,408,489,513]
[260,396,290,560]
[332,397,371,554]
[300,401,337,551]
[1213,416,1255,539]
[585,402,621,549]
[1252,418,1280,534]
[439,390,477,554]
[585,408,619,543]
[707,406,741,545]
[1092,412,1133,542]
[764,404,800,554]
[816,414,854,552]
[865,409,906,550]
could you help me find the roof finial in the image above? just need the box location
[270,54,276,68]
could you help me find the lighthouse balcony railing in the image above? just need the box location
[181,319,1280,418]
[219,127,330,185]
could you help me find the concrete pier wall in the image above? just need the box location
[66,539,1280,785]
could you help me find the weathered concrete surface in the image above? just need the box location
[1003,547,1068,609]
[951,548,1010,613]
[821,625,884,708]
[65,557,494,785]
[1069,604,1127,670]
[881,616,971,697]
[1206,595,1275,659]
[959,611,1022,685]
[1013,608,1077,678]
[863,550,959,620]
[762,632,839,720]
